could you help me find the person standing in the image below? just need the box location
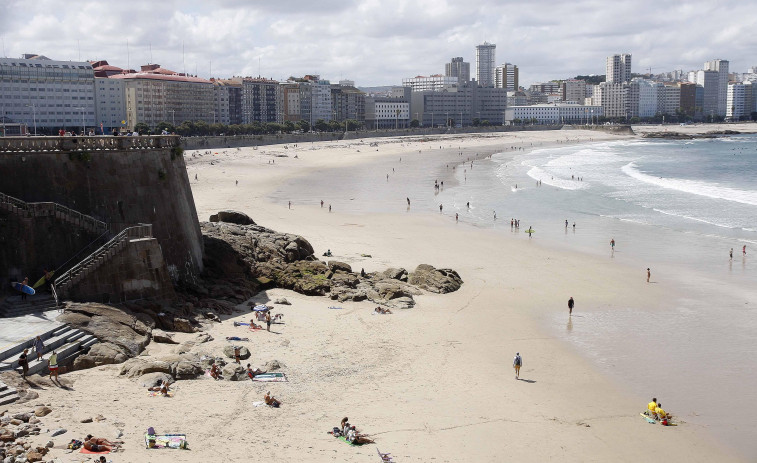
[729,248,733,261]
[743,245,747,256]
[647,268,651,283]
[568,297,574,315]
[565,219,568,228]
[265,311,272,332]
[610,238,615,251]
[19,349,29,378]
[48,350,59,381]
[455,213,459,223]
[513,352,522,379]
[21,276,29,301]
[34,335,45,361]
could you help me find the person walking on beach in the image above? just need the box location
[439,204,443,213]
[321,200,324,208]
[744,245,747,256]
[565,219,568,229]
[610,238,615,254]
[568,297,574,315]
[329,204,332,212]
[455,213,459,223]
[647,268,651,283]
[407,197,410,206]
[288,201,291,209]
[730,248,733,261]
[513,352,522,379]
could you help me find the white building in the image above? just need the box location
[593,82,628,119]
[562,79,586,103]
[505,104,603,124]
[365,96,409,129]
[402,75,458,92]
[606,54,632,83]
[726,82,746,119]
[0,54,95,133]
[703,59,729,116]
[475,42,496,88]
[494,63,518,91]
[94,77,126,133]
[628,79,658,118]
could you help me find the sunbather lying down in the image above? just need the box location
[84,435,123,452]
[346,425,375,444]
[374,307,393,314]
[264,391,281,407]
[226,336,250,341]
[147,379,170,394]
[246,364,266,379]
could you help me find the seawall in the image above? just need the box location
[0,136,203,285]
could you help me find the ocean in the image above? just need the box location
[272,133,757,458]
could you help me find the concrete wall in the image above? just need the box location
[0,138,203,284]
[0,211,103,289]
[180,125,564,150]
[65,238,175,303]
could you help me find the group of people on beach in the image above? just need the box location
[17,337,58,382]
[645,398,673,424]
[334,417,374,445]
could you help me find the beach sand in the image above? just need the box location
[10,127,748,462]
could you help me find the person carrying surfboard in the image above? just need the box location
[21,277,29,301]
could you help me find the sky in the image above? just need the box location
[1,0,755,87]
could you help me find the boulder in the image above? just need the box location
[263,360,286,371]
[119,359,173,378]
[32,407,51,418]
[0,431,13,442]
[58,303,151,357]
[137,372,173,388]
[382,267,408,280]
[49,429,67,437]
[328,261,352,273]
[15,390,38,404]
[151,329,177,344]
[73,342,129,370]
[408,264,463,294]
[209,214,219,222]
[373,280,421,300]
[221,364,246,381]
[11,413,30,423]
[24,452,41,462]
[172,318,195,333]
[175,361,204,380]
[216,210,255,225]
[273,298,290,305]
[222,346,251,360]
[78,417,93,423]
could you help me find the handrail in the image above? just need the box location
[0,192,107,232]
[53,224,152,291]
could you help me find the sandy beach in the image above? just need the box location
[7,125,753,462]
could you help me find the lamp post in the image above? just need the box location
[431,112,434,128]
[76,107,86,135]
[445,111,449,128]
[25,104,37,135]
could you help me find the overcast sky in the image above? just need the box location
[2,0,755,87]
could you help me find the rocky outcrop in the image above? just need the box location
[215,210,256,225]
[408,264,463,294]
[58,303,152,357]
[200,220,463,308]
[73,342,129,369]
[119,353,205,381]
[221,364,247,381]
[223,345,251,360]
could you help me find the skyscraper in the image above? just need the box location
[495,63,519,91]
[476,42,496,88]
[704,59,729,116]
[606,54,632,83]
[445,57,470,85]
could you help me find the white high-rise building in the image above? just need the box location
[606,54,632,83]
[704,59,729,116]
[628,78,658,118]
[593,82,629,119]
[494,63,519,91]
[726,82,746,119]
[476,42,496,88]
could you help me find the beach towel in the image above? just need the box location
[252,401,266,407]
[145,433,188,449]
[329,306,343,310]
[80,447,110,454]
[338,436,366,446]
[252,372,287,382]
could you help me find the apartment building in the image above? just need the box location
[593,82,628,119]
[279,82,301,122]
[241,78,280,124]
[365,87,410,129]
[331,84,366,122]
[561,79,586,103]
[445,57,470,85]
[505,104,603,124]
[657,84,681,116]
[475,42,496,87]
[606,54,632,83]
[494,63,518,91]
[402,75,458,92]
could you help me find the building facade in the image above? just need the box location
[704,59,729,116]
[505,104,603,124]
[679,82,697,116]
[475,42,496,88]
[445,57,470,85]
[494,63,518,91]
[696,70,719,118]
[726,82,746,119]
[562,79,586,103]
[606,54,632,83]
[279,82,301,122]
[656,84,681,116]
[0,54,96,133]
[365,87,410,129]
[331,84,366,122]
[593,82,629,119]
[241,78,280,124]
[94,77,126,133]
[628,79,658,118]
[402,75,458,92]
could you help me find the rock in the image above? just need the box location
[24,452,41,462]
[9,419,22,426]
[11,413,30,423]
[330,272,359,289]
[382,267,407,280]
[79,417,93,423]
[328,261,352,273]
[209,214,219,222]
[221,364,246,381]
[94,414,106,422]
[14,391,38,404]
[49,429,67,437]
[119,359,173,378]
[32,407,50,418]
[263,360,286,371]
[152,329,178,344]
[373,280,421,300]
[44,442,52,449]
[172,318,195,333]
[392,297,415,309]
[175,361,203,380]
[273,298,290,305]
[408,264,463,294]
[216,210,255,225]
[74,342,129,370]
[138,372,173,388]
[3,456,14,463]
[0,431,13,442]
[57,303,151,358]
[222,346,251,360]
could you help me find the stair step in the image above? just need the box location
[0,327,77,369]
[16,332,92,376]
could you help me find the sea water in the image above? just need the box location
[272,134,757,458]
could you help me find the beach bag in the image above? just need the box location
[147,426,156,435]
[514,356,521,366]
[68,439,83,450]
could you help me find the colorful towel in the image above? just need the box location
[144,433,188,449]
[252,372,287,382]
[338,436,366,446]
[80,447,111,454]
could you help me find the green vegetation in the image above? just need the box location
[170,145,184,160]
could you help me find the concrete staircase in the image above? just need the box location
[0,324,97,381]
[0,380,19,406]
[0,294,58,318]
[54,224,153,300]
[0,191,108,234]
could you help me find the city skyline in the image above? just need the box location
[1,0,755,87]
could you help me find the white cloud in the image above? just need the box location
[1,0,755,86]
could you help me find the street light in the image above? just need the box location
[25,104,37,135]
[75,107,86,135]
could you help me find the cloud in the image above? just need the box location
[1,0,755,86]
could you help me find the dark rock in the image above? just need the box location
[172,318,196,333]
[175,361,204,379]
[209,214,219,222]
[382,268,407,280]
[119,359,172,378]
[223,346,250,360]
[328,261,352,273]
[11,413,30,423]
[408,264,463,294]
[49,429,67,437]
[151,329,178,344]
[216,210,255,225]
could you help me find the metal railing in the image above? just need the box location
[0,192,107,232]
[53,224,153,295]
[0,135,180,153]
